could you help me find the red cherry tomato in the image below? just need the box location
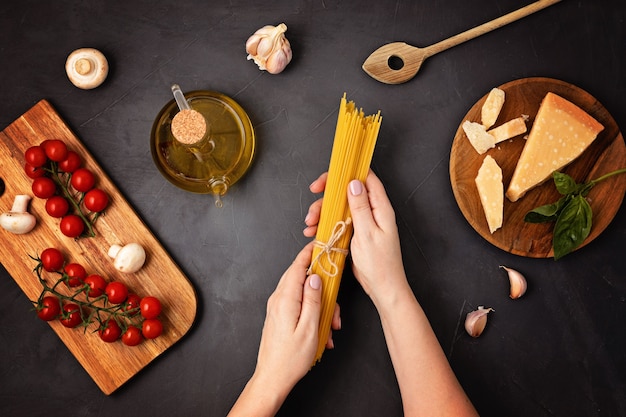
[84,188,109,212]
[25,145,48,167]
[58,150,82,173]
[24,163,47,179]
[45,195,69,218]
[37,296,61,321]
[70,168,95,192]
[140,296,162,319]
[125,293,141,316]
[84,274,107,298]
[40,247,64,272]
[105,281,128,304]
[122,326,143,346]
[64,263,87,287]
[60,214,85,238]
[32,177,57,199]
[42,139,68,162]
[60,303,83,328]
[142,318,163,339]
[99,320,122,343]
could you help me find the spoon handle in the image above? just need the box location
[424,0,562,58]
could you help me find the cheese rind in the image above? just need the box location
[475,155,503,234]
[481,88,505,129]
[506,92,604,202]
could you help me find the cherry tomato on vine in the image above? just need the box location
[142,318,163,339]
[32,177,57,199]
[42,139,68,162]
[140,296,162,319]
[60,303,83,328]
[124,293,141,315]
[37,296,61,321]
[57,150,81,173]
[84,188,109,212]
[84,274,107,297]
[64,263,86,287]
[122,326,143,346]
[70,168,95,192]
[40,247,64,272]
[99,320,122,343]
[105,281,128,304]
[60,214,85,238]
[24,163,47,179]
[25,145,48,167]
[45,195,69,218]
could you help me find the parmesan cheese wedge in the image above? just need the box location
[475,155,503,234]
[481,88,505,129]
[506,92,604,202]
[488,116,528,143]
[463,120,495,154]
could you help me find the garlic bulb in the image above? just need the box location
[465,306,494,338]
[245,23,292,74]
[500,265,527,299]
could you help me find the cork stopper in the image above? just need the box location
[171,109,207,144]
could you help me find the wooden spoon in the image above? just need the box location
[362,0,562,84]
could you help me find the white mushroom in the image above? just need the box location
[0,195,37,234]
[65,48,109,89]
[108,243,146,273]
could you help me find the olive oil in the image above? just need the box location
[151,91,255,196]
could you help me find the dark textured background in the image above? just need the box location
[1,1,625,416]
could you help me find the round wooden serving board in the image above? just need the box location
[449,77,626,258]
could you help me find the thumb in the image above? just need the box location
[347,179,375,232]
[299,274,323,328]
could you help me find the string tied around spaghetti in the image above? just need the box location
[308,218,352,277]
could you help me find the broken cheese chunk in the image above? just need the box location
[506,92,604,202]
[475,155,503,234]
[488,116,528,143]
[481,88,505,129]
[463,120,495,154]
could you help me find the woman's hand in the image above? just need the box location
[305,171,409,309]
[255,243,323,393]
[229,243,325,416]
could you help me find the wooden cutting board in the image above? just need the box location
[450,78,626,257]
[0,100,197,394]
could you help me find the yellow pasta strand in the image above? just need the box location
[310,94,381,363]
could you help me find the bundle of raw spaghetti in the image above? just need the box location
[310,94,381,363]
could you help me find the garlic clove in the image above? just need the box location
[245,23,292,74]
[465,306,494,338]
[265,47,291,74]
[500,265,527,299]
[245,34,263,56]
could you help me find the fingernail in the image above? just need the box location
[349,179,363,196]
[304,212,312,224]
[309,274,322,290]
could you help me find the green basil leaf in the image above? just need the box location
[552,171,578,195]
[524,195,570,223]
[553,195,592,260]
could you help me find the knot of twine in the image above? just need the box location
[308,218,352,277]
